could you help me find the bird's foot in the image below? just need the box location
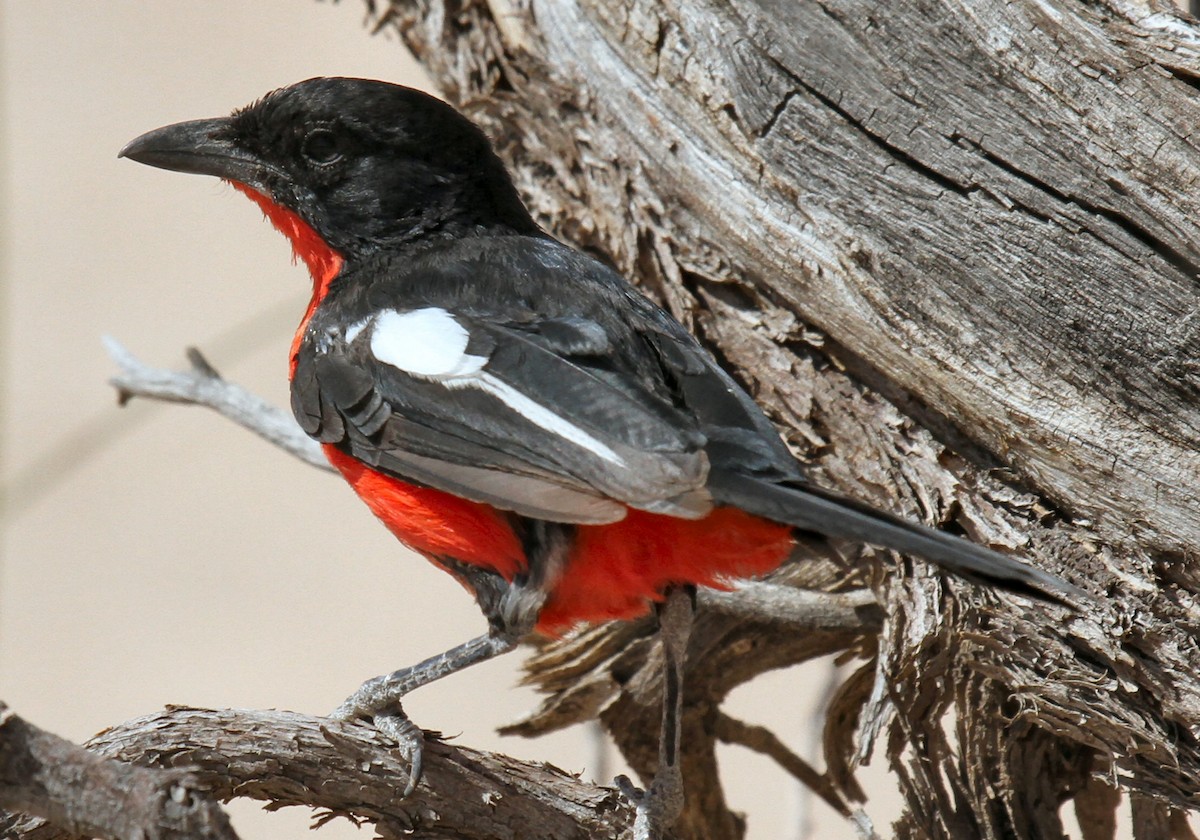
[332,677,426,796]
[615,768,684,840]
[327,634,518,797]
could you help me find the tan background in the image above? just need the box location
[0,3,1113,839]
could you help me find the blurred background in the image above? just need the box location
[6,3,1128,839]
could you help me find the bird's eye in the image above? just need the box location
[302,129,343,166]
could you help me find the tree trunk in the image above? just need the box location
[367,0,1200,836]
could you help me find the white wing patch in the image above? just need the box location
[459,376,626,466]
[343,316,372,345]
[367,307,626,467]
[370,308,487,377]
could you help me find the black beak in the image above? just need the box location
[119,117,268,189]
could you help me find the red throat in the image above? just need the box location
[230,181,344,377]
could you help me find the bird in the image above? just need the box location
[120,76,1081,837]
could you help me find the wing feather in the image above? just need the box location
[294,308,715,522]
[291,236,805,523]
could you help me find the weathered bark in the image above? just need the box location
[0,706,632,840]
[360,0,1200,837]
[0,703,238,840]
[7,2,1198,838]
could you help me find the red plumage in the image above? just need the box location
[239,184,795,636]
[231,182,343,377]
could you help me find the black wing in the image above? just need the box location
[290,237,761,523]
[290,235,1082,601]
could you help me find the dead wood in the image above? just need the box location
[1,706,632,839]
[7,1,1200,837]
[0,703,238,840]
[362,0,1200,837]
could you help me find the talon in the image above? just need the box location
[323,636,517,799]
[374,711,425,796]
[331,683,426,797]
[614,774,644,805]
[617,769,683,840]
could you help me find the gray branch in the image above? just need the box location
[104,337,330,472]
[698,581,881,632]
[714,711,852,820]
[1,706,630,840]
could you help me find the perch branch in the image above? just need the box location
[0,702,239,840]
[698,582,880,632]
[106,340,887,640]
[2,706,631,840]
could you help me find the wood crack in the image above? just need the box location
[971,143,1200,280]
[765,57,977,198]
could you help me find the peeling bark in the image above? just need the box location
[363,0,1200,837]
[7,2,1197,838]
[0,706,631,840]
[0,703,238,840]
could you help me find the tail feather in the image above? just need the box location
[708,471,1085,604]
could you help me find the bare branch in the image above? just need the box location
[715,711,850,819]
[103,337,330,472]
[0,702,239,840]
[2,706,631,840]
[698,582,881,632]
[104,341,885,641]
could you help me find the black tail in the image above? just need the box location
[709,471,1085,604]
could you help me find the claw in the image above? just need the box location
[614,773,644,805]
[614,772,683,840]
[327,634,518,801]
[619,772,686,840]
[331,682,426,797]
[374,711,425,796]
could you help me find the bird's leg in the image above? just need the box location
[619,584,695,839]
[332,562,543,796]
[331,630,519,794]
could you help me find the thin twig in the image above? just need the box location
[104,337,331,472]
[714,711,850,818]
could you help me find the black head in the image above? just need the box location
[120,77,537,256]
